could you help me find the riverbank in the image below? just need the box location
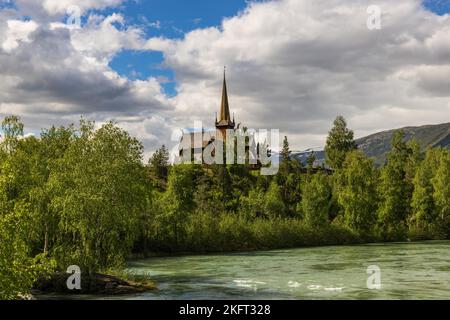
[135,211,450,259]
[33,272,156,296]
[138,216,371,255]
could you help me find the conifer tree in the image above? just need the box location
[281,136,291,163]
[149,144,170,182]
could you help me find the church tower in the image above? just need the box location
[215,68,235,141]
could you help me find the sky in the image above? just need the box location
[1,0,450,158]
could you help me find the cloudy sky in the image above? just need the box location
[0,0,450,157]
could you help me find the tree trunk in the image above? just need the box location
[43,223,49,255]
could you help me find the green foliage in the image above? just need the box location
[145,212,359,253]
[301,173,331,228]
[335,150,378,234]
[160,165,196,246]
[49,121,149,273]
[0,117,150,283]
[277,136,302,216]
[263,181,285,218]
[411,149,440,230]
[325,116,357,170]
[432,150,450,235]
[1,115,24,153]
[149,145,170,184]
[282,171,302,215]
[377,130,417,239]
[281,136,291,164]
[239,188,265,219]
[0,207,55,299]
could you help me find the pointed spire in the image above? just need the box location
[216,66,235,129]
[220,66,230,122]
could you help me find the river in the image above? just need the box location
[43,241,450,299]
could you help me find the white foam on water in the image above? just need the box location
[307,284,322,290]
[233,279,265,291]
[288,281,301,288]
[324,287,344,292]
[233,279,252,284]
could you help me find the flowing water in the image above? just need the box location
[44,241,450,299]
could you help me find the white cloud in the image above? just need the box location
[1,0,450,155]
[15,0,124,17]
[69,13,146,60]
[2,20,38,52]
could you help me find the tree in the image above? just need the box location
[300,173,331,228]
[377,130,416,239]
[213,164,233,208]
[239,188,265,219]
[0,206,55,299]
[1,115,24,153]
[264,180,285,218]
[335,150,378,234]
[325,116,357,170]
[432,150,450,235]
[283,171,302,216]
[149,145,170,183]
[277,136,291,198]
[276,136,302,215]
[410,149,440,230]
[161,165,196,246]
[35,125,76,254]
[281,136,291,163]
[50,120,148,273]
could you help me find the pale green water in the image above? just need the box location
[42,241,450,299]
[121,241,450,300]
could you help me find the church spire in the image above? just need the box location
[220,67,230,122]
[216,67,235,129]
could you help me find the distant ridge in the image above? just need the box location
[356,122,450,166]
[291,122,450,167]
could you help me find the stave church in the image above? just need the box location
[178,69,253,164]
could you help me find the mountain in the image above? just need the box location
[356,122,450,166]
[291,149,326,167]
[292,122,450,167]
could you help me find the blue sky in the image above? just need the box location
[424,0,450,15]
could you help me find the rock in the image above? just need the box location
[18,293,36,300]
[105,282,117,289]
